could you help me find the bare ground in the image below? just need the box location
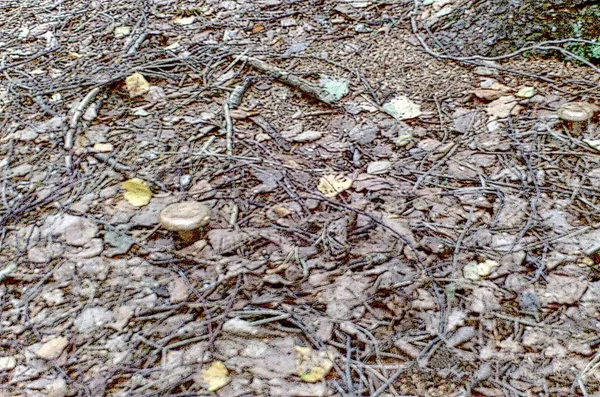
[2,1,600,396]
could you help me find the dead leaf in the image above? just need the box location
[473,89,504,102]
[382,95,422,120]
[252,24,265,34]
[486,95,522,121]
[463,259,499,281]
[125,73,150,98]
[395,132,413,147]
[198,361,230,392]
[121,178,152,207]
[317,174,352,197]
[295,346,334,383]
[366,160,391,175]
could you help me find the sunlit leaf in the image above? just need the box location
[383,95,421,120]
[295,346,334,383]
[121,178,152,207]
[125,73,150,98]
[317,174,352,197]
[200,361,230,392]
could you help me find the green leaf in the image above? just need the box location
[319,75,349,103]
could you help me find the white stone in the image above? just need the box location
[0,356,16,370]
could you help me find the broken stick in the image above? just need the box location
[239,55,334,104]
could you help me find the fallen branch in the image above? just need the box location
[223,103,234,156]
[239,55,333,104]
[65,86,102,169]
[90,152,132,172]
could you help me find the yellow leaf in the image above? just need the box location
[463,259,499,281]
[317,174,352,197]
[200,361,230,392]
[125,72,150,98]
[121,178,152,207]
[295,346,333,383]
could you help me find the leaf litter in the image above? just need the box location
[2,1,600,396]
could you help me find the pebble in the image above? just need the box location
[45,377,68,397]
[255,133,271,142]
[64,223,98,247]
[292,130,323,142]
[75,307,115,333]
[169,277,190,304]
[36,337,68,360]
[65,238,104,259]
[42,289,65,306]
[28,246,53,263]
[9,163,33,177]
[473,66,498,76]
[418,138,442,152]
[93,143,113,152]
[44,214,98,247]
[0,356,17,370]
[18,127,38,141]
[473,89,503,102]
[108,306,134,331]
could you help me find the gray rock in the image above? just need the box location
[43,214,98,247]
[18,127,38,141]
[104,231,134,255]
[75,307,115,333]
[9,163,33,177]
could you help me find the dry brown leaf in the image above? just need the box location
[486,95,522,121]
[252,24,266,34]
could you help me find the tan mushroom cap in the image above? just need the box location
[159,201,210,231]
[557,102,595,122]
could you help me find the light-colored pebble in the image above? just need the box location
[36,337,68,360]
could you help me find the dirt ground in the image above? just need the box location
[2,1,600,396]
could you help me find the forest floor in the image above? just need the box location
[2,1,600,396]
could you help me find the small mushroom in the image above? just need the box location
[557,102,595,136]
[159,201,210,243]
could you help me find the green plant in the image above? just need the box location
[565,39,600,64]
